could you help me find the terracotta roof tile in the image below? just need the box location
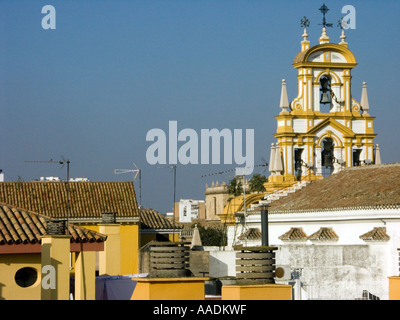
[360,227,390,241]
[0,203,107,245]
[0,181,139,219]
[308,227,339,242]
[278,227,308,241]
[238,228,261,240]
[269,163,400,212]
[140,208,178,230]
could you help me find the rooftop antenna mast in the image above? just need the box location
[157,164,177,240]
[114,162,142,209]
[25,158,71,234]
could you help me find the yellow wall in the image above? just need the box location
[221,284,292,300]
[81,223,139,275]
[41,235,71,300]
[120,224,139,274]
[131,277,207,300]
[0,253,42,300]
[75,251,96,300]
[389,277,400,300]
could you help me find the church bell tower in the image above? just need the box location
[265,5,378,192]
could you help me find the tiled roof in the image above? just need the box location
[269,163,400,212]
[238,228,261,240]
[278,227,308,241]
[0,203,107,246]
[0,181,139,219]
[308,227,339,241]
[140,208,178,230]
[359,227,391,241]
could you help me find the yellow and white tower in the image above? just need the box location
[264,16,377,192]
[219,8,379,221]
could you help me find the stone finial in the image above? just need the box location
[375,144,381,165]
[274,143,283,174]
[360,82,370,114]
[280,79,290,112]
[269,143,276,174]
[339,29,347,46]
[319,27,330,44]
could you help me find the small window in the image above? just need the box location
[15,267,38,288]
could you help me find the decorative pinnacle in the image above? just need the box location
[300,16,310,41]
[338,19,347,45]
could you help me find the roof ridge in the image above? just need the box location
[343,162,400,171]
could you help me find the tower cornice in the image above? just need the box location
[293,43,357,67]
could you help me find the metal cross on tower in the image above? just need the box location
[319,4,333,28]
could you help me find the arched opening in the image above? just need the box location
[321,138,334,177]
[353,149,362,166]
[294,148,304,180]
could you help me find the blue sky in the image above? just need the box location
[1,0,399,215]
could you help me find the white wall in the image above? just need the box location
[275,244,391,300]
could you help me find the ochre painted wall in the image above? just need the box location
[0,253,42,300]
[389,277,400,300]
[81,223,139,275]
[131,278,207,300]
[120,224,139,275]
[221,284,292,300]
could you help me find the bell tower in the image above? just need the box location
[265,5,377,192]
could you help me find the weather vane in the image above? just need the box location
[319,4,333,28]
[338,18,348,30]
[300,16,310,28]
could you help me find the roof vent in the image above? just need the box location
[46,220,66,235]
[101,212,117,224]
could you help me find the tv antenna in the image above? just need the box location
[201,162,268,178]
[114,162,142,209]
[25,157,71,234]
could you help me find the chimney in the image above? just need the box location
[41,230,71,300]
[259,204,270,246]
[101,212,116,224]
[46,220,67,235]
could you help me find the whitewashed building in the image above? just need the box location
[229,163,400,299]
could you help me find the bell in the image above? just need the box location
[324,154,333,167]
[320,92,331,104]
